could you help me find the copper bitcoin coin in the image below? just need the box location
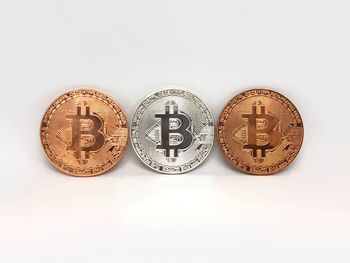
[217,88,304,175]
[40,88,128,176]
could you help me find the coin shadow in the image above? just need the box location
[107,144,156,176]
[186,143,239,176]
[40,152,70,178]
[208,144,294,177]
[214,146,249,177]
[276,151,303,176]
[40,146,125,178]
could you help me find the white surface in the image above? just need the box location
[0,0,349,262]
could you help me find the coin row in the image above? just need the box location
[40,86,304,176]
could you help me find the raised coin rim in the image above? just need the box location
[216,87,304,175]
[130,86,215,174]
[40,88,128,177]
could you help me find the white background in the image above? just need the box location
[0,0,349,262]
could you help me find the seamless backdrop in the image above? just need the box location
[0,0,349,262]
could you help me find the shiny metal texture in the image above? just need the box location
[217,88,304,175]
[131,87,214,174]
[40,88,128,176]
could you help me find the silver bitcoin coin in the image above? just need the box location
[130,87,214,174]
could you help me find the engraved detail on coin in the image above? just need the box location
[217,88,303,175]
[240,101,281,161]
[65,102,106,162]
[40,88,128,176]
[131,87,214,174]
[146,100,194,162]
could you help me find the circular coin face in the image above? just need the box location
[40,88,128,176]
[131,87,214,174]
[217,88,304,175]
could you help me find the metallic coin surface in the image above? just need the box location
[131,87,214,174]
[217,88,304,175]
[40,88,128,176]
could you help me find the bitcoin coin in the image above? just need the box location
[217,88,304,175]
[40,88,128,176]
[131,87,214,174]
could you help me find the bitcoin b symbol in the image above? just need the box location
[66,102,105,162]
[155,101,193,160]
[242,102,281,160]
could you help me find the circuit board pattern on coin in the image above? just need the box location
[217,88,304,175]
[131,88,214,174]
[40,89,128,176]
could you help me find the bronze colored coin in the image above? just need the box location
[217,88,304,175]
[40,88,128,176]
